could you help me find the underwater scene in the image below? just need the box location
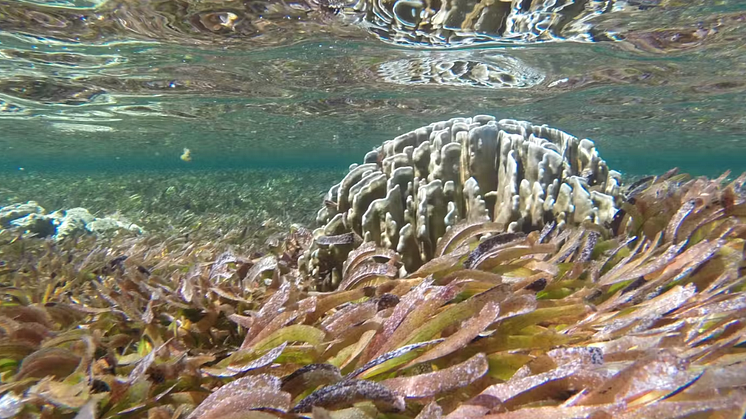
[2,0,746,418]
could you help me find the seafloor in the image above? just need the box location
[0,168,344,249]
[2,158,746,418]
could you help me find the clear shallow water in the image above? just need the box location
[1,0,745,211]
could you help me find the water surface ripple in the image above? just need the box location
[0,0,745,176]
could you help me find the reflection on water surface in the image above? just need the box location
[0,0,744,177]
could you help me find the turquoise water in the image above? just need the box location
[1,0,746,219]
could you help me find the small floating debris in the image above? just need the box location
[180,147,192,162]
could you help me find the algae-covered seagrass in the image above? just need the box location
[302,115,623,290]
[3,168,746,419]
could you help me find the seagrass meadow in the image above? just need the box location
[2,126,746,418]
[0,168,345,245]
[0,122,746,419]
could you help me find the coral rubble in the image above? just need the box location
[303,116,623,290]
[0,201,142,240]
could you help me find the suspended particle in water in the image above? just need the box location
[180,148,192,162]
